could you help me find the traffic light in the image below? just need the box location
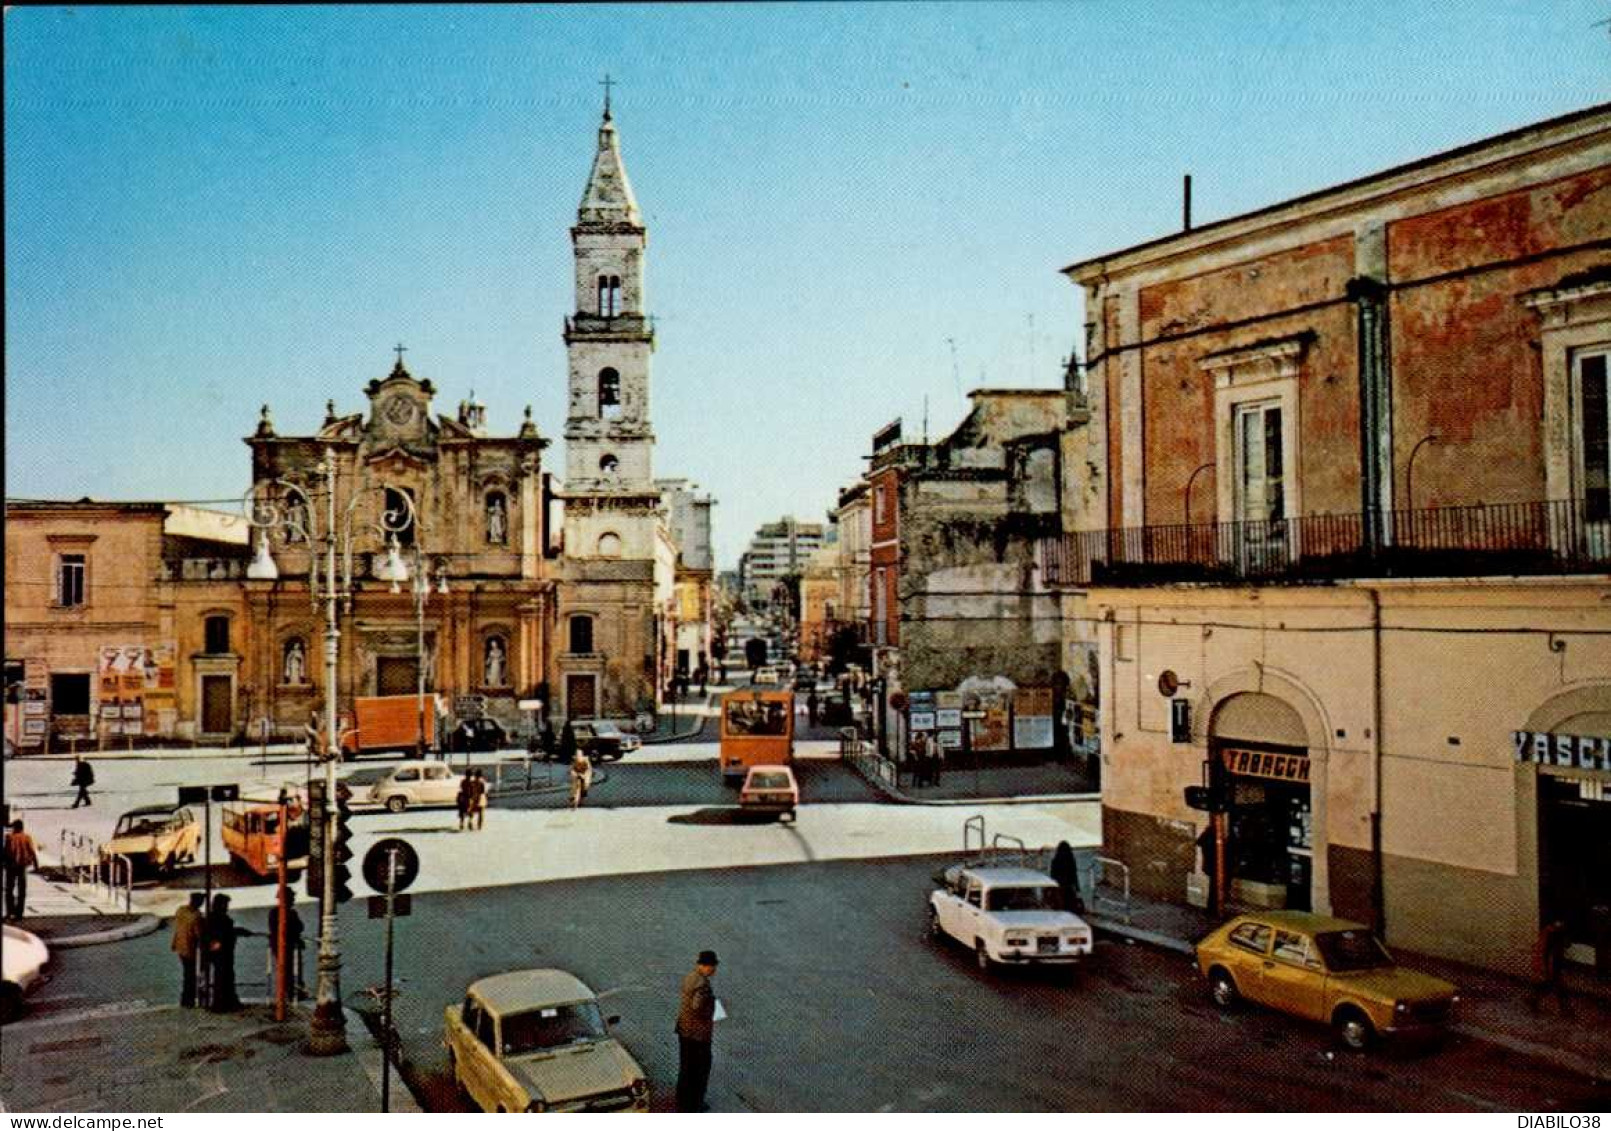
[331,783,355,904]
[305,779,327,901]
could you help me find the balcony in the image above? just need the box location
[1040,499,1611,588]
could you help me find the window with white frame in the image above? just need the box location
[57,553,86,607]
[1235,401,1285,525]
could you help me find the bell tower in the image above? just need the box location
[563,89,655,489]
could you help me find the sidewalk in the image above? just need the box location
[1081,877,1611,1084]
[843,744,1099,805]
[0,1002,416,1112]
[8,871,162,949]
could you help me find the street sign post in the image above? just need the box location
[178,783,242,948]
[361,837,418,1113]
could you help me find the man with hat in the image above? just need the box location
[675,949,720,1111]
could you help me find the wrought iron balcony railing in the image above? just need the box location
[1039,498,1611,587]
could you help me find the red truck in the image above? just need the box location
[339,695,436,760]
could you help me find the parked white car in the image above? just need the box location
[929,864,1094,970]
[2,924,50,1021]
[369,760,464,813]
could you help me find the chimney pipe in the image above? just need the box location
[1183,174,1193,232]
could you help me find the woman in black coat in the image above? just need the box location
[205,894,252,1011]
[1049,841,1084,915]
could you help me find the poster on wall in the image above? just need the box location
[938,729,963,749]
[936,708,962,729]
[1067,642,1101,759]
[910,711,936,731]
[1012,688,1055,749]
[973,705,1011,752]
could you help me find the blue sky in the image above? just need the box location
[6,4,1608,568]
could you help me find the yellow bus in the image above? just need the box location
[718,689,794,782]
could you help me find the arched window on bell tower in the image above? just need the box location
[596,274,621,317]
[598,368,621,418]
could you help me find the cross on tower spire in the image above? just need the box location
[599,73,615,119]
[393,342,408,364]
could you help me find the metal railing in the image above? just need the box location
[1040,498,1611,587]
[1085,856,1132,924]
[100,852,133,912]
[59,831,98,886]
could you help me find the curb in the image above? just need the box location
[841,755,1099,808]
[41,913,163,949]
[1089,917,1196,956]
[346,1006,424,1112]
[1447,1022,1611,1084]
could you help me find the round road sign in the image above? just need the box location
[362,837,420,895]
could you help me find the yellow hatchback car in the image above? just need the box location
[444,969,650,1112]
[1195,911,1457,1050]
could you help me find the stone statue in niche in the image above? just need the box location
[486,494,507,544]
[283,639,306,685]
[284,494,309,543]
[484,637,507,687]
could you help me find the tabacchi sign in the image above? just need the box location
[1512,731,1611,773]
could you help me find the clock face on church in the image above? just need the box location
[383,395,416,426]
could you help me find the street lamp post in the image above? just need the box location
[396,544,448,758]
[247,447,414,1057]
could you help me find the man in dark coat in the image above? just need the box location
[675,950,720,1112]
[205,894,252,1012]
[267,898,307,998]
[1049,840,1084,914]
[70,756,95,808]
[171,893,206,1006]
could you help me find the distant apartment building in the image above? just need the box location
[738,516,827,609]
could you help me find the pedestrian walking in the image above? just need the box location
[1529,918,1573,1015]
[3,820,40,921]
[675,950,720,1112]
[1049,840,1085,914]
[538,717,556,760]
[471,768,489,830]
[559,721,578,765]
[569,751,593,810]
[927,730,945,786]
[171,893,206,1006]
[205,894,253,1012]
[70,756,95,808]
[267,898,307,999]
[806,690,819,727]
[434,692,452,756]
[456,772,473,831]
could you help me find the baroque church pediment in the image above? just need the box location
[364,445,433,475]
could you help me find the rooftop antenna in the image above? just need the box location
[947,337,961,397]
[1183,173,1193,232]
[922,396,929,446]
[1028,313,1036,383]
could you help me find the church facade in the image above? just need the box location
[242,369,554,738]
[6,95,695,744]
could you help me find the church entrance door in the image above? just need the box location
[377,656,419,697]
[566,675,597,721]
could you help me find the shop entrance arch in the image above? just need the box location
[1210,692,1313,913]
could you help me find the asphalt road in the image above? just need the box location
[18,854,1606,1111]
[327,857,1602,1113]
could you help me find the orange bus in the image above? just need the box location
[221,795,310,880]
[718,689,794,782]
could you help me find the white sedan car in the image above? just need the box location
[930,865,1094,970]
[2,924,50,1021]
[368,760,464,813]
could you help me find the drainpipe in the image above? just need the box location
[1368,586,1385,935]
